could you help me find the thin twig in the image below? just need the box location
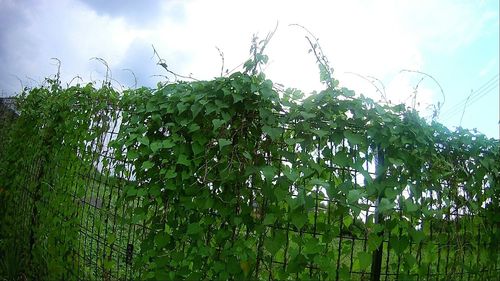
[410,77,425,109]
[10,74,25,93]
[150,74,171,83]
[90,57,112,86]
[345,72,387,103]
[290,23,336,89]
[68,75,83,87]
[459,89,473,126]
[50,58,61,82]
[400,69,446,111]
[366,75,387,102]
[122,69,138,89]
[151,45,199,81]
[245,22,278,75]
[216,46,225,77]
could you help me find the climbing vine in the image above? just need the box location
[1,46,499,281]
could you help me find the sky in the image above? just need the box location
[0,0,498,139]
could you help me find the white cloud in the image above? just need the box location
[0,0,150,92]
[0,0,496,122]
[137,0,425,97]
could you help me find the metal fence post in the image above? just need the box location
[370,146,385,281]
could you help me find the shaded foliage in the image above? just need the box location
[0,60,499,281]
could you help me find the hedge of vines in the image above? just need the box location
[1,65,499,281]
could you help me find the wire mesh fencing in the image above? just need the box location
[1,81,499,281]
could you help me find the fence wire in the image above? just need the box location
[1,96,499,281]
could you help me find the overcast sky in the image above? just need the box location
[0,0,498,138]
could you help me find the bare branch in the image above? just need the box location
[90,57,112,86]
[50,57,61,82]
[244,22,278,75]
[9,74,25,93]
[290,23,336,89]
[215,46,226,77]
[68,75,83,87]
[459,89,473,126]
[366,75,387,102]
[345,72,388,103]
[400,69,446,117]
[152,45,199,81]
[122,68,138,89]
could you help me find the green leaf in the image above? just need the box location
[288,253,307,273]
[187,223,202,234]
[103,259,114,270]
[155,269,169,280]
[405,199,418,213]
[212,119,225,131]
[263,213,276,225]
[347,189,364,204]
[319,64,330,83]
[218,138,232,149]
[367,233,383,252]
[326,184,338,198]
[232,93,244,103]
[165,169,177,179]
[333,151,350,167]
[150,141,162,153]
[378,198,395,214]
[344,131,363,145]
[358,251,372,269]
[138,135,150,146]
[388,157,404,166]
[291,213,308,229]
[106,234,116,244]
[155,233,170,249]
[214,100,228,109]
[132,208,146,223]
[404,254,417,268]
[126,149,139,160]
[343,216,353,228]
[262,125,283,141]
[342,88,355,97]
[146,101,157,112]
[192,141,204,155]
[390,236,409,254]
[264,231,285,255]
[410,229,425,244]
[205,103,218,115]
[310,178,329,188]
[313,129,328,138]
[152,113,161,123]
[303,237,321,255]
[191,103,202,118]
[162,139,175,149]
[284,138,304,146]
[299,111,316,120]
[283,168,299,182]
[221,112,231,122]
[188,123,200,133]
[242,151,252,160]
[177,102,188,114]
[261,166,276,181]
[384,187,398,200]
[141,161,154,170]
[177,154,190,166]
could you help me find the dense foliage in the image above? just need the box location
[0,57,499,280]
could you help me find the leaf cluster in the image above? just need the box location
[0,62,499,280]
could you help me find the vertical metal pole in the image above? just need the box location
[370,146,384,281]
